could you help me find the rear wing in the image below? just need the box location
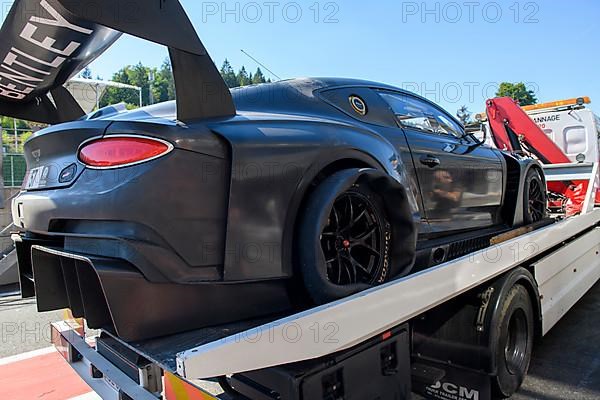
[0,0,235,124]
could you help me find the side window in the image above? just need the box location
[379,92,464,138]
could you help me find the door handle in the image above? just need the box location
[420,155,441,168]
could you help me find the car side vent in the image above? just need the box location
[447,236,491,261]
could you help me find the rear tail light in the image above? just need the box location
[78,136,173,168]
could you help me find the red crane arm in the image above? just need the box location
[486,97,571,164]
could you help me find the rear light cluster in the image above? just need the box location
[78,136,173,168]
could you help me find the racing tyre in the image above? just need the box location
[298,172,392,305]
[523,169,547,224]
[492,285,534,399]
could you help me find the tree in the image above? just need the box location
[237,66,251,87]
[496,82,538,106]
[456,105,472,126]
[221,59,238,88]
[81,67,92,79]
[252,68,266,85]
[100,62,153,107]
[99,59,270,108]
[152,58,175,103]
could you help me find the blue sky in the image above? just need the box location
[3,1,600,115]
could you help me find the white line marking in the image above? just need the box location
[69,393,101,400]
[0,346,55,366]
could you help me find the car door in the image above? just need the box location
[378,91,504,233]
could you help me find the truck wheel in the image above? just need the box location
[492,285,534,399]
[298,172,392,305]
[523,169,547,224]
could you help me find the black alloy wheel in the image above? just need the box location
[320,190,387,286]
[523,169,547,225]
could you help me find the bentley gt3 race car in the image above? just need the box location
[1,0,547,340]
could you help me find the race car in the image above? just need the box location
[2,0,546,340]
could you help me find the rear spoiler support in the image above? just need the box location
[0,0,236,124]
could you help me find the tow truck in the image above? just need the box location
[474,96,600,214]
[3,1,598,397]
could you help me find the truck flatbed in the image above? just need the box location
[48,163,600,400]
[172,209,600,380]
[103,317,282,373]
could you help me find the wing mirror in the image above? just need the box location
[463,123,488,146]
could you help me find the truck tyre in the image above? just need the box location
[523,168,547,224]
[298,171,393,305]
[492,284,534,399]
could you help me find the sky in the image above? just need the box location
[2,0,600,116]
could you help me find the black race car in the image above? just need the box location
[2,0,546,340]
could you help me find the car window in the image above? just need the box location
[379,92,464,138]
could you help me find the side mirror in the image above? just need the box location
[463,123,487,146]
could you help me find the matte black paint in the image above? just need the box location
[12,78,540,339]
[229,324,412,400]
[2,0,542,339]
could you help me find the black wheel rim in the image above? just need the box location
[504,309,528,375]
[320,191,385,286]
[528,179,545,222]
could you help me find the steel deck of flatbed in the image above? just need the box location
[103,317,283,372]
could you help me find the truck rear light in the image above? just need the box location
[78,136,173,168]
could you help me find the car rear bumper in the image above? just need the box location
[12,147,235,284]
[16,238,291,341]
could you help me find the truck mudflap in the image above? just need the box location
[50,320,220,400]
[413,362,491,400]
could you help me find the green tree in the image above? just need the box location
[99,59,270,108]
[152,58,176,103]
[237,66,251,87]
[221,59,238,88]
[100,63,152,107]
[252,67,267,85]
[496,82,538,106]
[456,105,472,126]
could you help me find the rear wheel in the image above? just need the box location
[298,172,392,304]
[492,285,534,399]
[523,169,547,224]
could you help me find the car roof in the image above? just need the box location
[99,78,427,123]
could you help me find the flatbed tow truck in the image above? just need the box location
[44,163,600,400]
[0,0,597,397]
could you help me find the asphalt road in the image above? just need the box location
[0,292,63,359]
[513,280,600,400]
[1,282,599,399]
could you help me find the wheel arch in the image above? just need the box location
[289,158,418,283]
[499,152,546,227]
[526,162,547,188]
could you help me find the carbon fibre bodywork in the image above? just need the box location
[2,0,543,340]
[11,79,542,340]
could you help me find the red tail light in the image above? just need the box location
[78,136,173,168]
